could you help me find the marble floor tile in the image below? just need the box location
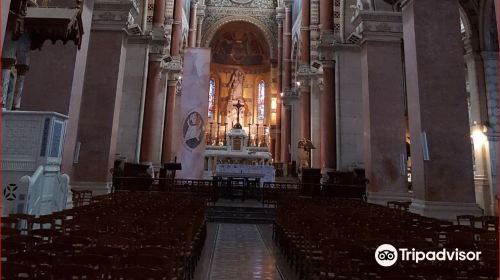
[194,223,293,280]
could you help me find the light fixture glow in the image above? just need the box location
[271,97,277,110]
[471,129,487,146]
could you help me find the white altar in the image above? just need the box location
[203,122,275,183]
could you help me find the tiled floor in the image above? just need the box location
[194,223,296,280]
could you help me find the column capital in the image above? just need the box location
[296,63,311,86]
[168,71,182,83]
[165,16,174,25]
[92,0,139,31]
[281,88,299,105]
[351,10,403,44]
[321,60,335,69]
[149,39,169,56]
[196,4,206,12]
[283,0,293,9]
[276,7,285,21]
[162,56,183,72]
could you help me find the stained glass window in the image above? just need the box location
[258,80,265,120]
[208,78,215,118]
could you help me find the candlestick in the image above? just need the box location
[216,122,221,146]
[256,123,260,147]
[209,122,213,145]
[223,123,228,146]
[247,123,252,146]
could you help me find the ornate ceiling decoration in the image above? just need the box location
[203,0,277,56]
[210,22,270,65]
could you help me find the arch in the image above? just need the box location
[202,16,277,59]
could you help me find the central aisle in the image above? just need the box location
[194,223,291,280]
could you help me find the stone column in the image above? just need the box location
[187,1,198,48]
[318,0,336,172]
[353,10,409,205]
[162,70,181,163]
[1,58,15,109]
[464,49,488,125]
[72,0,137,194]
[12,64,29,110]
[152,0,166,27]
[319,61,336,171]
[298,0,311,141]
[282,103,292,166]
[161,0,184,163]
[401,0,481,219]
[481,51,499,215]
[140,0,170,163]
[195,5,205,47]
[463,45,492,214]
[281,1,292,165]
[170,0,184,57]
[319,0,333,31]
[139,53,164,164]
[275,8,284,163]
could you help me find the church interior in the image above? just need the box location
[1,0,499,279]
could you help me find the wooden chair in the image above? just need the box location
[51,264,98,280]
[112,267,169,280]
[1,262,34,279]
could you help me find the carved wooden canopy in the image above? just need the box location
[10,0,84,50]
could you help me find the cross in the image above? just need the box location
[233,100,244,126]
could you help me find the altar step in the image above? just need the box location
[207,205,275,224]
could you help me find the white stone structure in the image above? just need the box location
[2,111,70,216]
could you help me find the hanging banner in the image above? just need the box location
[175,48,211,179]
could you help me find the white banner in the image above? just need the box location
[175,48,211,179]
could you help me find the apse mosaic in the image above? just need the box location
[211,25,269,65]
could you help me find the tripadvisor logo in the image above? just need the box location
[375,244,398,267]
[375,244,482,267]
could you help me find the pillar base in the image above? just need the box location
[367,191,411,206]
[409,199,483,221]
[71,181,112,196]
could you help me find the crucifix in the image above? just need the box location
[233,100,244,129]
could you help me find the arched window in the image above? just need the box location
[208,78,215,118]
[258,80,265,120]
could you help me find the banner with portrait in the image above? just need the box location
[175,48,211,179]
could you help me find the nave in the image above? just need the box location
[2,189,498,279]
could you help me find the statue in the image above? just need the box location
[227,69,244,100]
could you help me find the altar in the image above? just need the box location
[203,101,275,185]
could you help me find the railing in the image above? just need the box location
[111,177,367,205]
